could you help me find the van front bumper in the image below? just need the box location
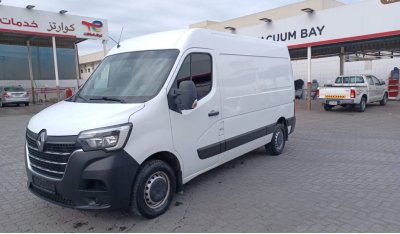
[26,149,139,210]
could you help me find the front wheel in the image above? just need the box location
[266,124,286,156]
[130,160,176,219]
[380,93,388,106]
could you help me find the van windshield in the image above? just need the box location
[74,49,179,103]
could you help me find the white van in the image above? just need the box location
[25,29,296,218]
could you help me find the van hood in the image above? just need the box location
[28,101,144,136]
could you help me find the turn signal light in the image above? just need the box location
[350,89,356,98]
[316,89,320,97]
[3,92,10,98]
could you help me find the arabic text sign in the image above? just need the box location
[0,5,108,40]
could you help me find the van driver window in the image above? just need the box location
[176,53,212,100]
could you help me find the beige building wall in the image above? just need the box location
[79,51,106,80]
[190,0,343,31]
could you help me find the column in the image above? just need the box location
[52,36,60,101]
[307,46,312,111]
[26,40,36,104]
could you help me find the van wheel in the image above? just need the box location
[25,102,29,106]
[130,160,176,219]
[0,99,3,107]
[323,104,332,111]
[380,93,388,106]
[266,124,286,156]
[358,97,366,112]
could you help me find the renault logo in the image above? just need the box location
[36,130,47,152]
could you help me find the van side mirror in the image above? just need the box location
[380,80,386,85]
[173,80,198,113]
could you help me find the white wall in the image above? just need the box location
[292,57,400,86]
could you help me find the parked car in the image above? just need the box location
[25,29,296,218]
[0,86,30,107]
[317,75,388,112]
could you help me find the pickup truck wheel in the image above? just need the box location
[323,104,332,111]
[380,93,388,106]
[266,124,285,156]
[358,97,366,112]
[130,160,176,219]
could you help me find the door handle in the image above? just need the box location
[208,110,220,117]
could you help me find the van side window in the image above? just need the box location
[343,77,350,84]
[175,53,212,100]
[335,77,342,83]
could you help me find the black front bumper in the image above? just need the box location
[26,149,139,210]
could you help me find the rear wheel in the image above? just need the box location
[266,124,286,156]
[380,93,388,106]
[130,160,176,219]
[323,104,333,111]
[25,102,29,106]
[0,99,3,107]
[358,97,366,112]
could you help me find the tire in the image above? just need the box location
[25,102,29,106]
[323,104,333,111]
[130,160,176,219]
[358,97,366,112]
[380,93,388,106]
[266,124,286,156]
[0,99,3,107]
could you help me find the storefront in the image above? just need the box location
[191,0,400,104]
[0,4,108,102]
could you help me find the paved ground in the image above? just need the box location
[1,100,400,232]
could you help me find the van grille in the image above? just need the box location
[26,129,79,180]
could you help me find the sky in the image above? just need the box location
[2,0,364,55]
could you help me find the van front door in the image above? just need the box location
[168,50,222,181]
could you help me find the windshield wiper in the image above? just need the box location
[73,93,89,103]
[89,97,126,103]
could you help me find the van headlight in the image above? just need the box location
[77,123,132,151]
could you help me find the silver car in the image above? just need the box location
[0,86,30,107]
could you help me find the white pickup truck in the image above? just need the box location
[317,75,388,112]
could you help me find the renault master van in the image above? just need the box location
[25,29,296,218]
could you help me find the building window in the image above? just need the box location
[88,68,91,73]
[80,69,83,73]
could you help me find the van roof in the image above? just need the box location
[107,28,289,58]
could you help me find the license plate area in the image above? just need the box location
[328,101,339,105]
[32,176,56,194]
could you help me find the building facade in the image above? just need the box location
[0,4,108,101]
[190,0,400,88]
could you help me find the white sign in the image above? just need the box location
[0,5,108,40]
[238,0,400,49]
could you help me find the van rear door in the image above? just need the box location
[168,49,222,179]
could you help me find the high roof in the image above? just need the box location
[107,28,288,58]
